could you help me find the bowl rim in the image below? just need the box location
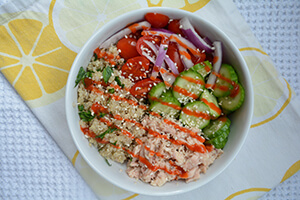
[65,7,254,196]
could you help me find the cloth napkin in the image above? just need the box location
[0,0,299,199]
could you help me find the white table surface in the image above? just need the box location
[0,0,299,199]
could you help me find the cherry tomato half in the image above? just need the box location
[166,42,185,73]
[130,78,162,99]
[117,37,139,60]
[190,50,206,65]
[121,56,150,82]
[136,35,161,58]
[145,13,170,28]
[168,19,184,36]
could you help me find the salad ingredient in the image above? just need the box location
[150,95,181,118]
[206,41,222,89]
[100,21,151,49]
[191,60,212,78]
[168,19,184,36]
[148,82,167,103]
[145,13,170,28]
[179,17,214,53]
[121,56,150,82]
[166,42,185,73]
[212,64,238,97]
[203,116,231,140]
[172,69,205,104]
[179,101,211,129]
[129,78,161,99]
[218,83,245,112]
[117,37,139,60]
[200,89,222,119]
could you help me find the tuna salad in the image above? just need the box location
[75,12,245,186]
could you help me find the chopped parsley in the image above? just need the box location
[75,67,94,87]
[103,65,113,83]
[78,104,84,111]
[98,113,106,118]
[104,158,112,166]
[78,110,94,122]
[108,88,115,94]
[95,127,117,139]
[164,47,168,50]
[75,67,86,87]
[115,76,124,88]
[111,141,117,146]
[93,52,98,61]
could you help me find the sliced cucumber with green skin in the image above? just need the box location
[213,64,238,98]
[218,83,245,112]
[150,96,181,118]
[200,89,221,118]
[161,89,173,98]
[148,82,167,103]
[203,116,231,140]
[172,69,205,104]
[191,60,212,78]
[207,131,228,149]
[179,101,210,129]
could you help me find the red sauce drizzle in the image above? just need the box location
[173,85,198,99]
[200,98,222,116]
[182,107,211,120]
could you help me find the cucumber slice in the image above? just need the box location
[179,101,210,129]
[161,89,173,98]
[191,60,212,78]
[172,69,205,104]
[218,83,245,112]
[150,96,181,118]
[148,82,167,103]
[207,130,228,149]
[213,64,238,97]
[203,116,231,140]
[200,89,221,118]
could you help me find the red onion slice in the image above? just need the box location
[142,29,172,38]
[164,55,179,75]
[206,41,222,89]
[100,21,151,49]
[159,67,176,88]
[180,17,213,53]
[151,43,169,78]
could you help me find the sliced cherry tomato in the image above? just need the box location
[168,19,184,36]
[117,37,139,60]
[190,50,206,65]
[145,13,170,28]
[121,56,150,82]
[166,42,185,73]
[136,35,161,58]
[130,78,162,99]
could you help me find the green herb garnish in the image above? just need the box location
[108,88,115,93]
[75,67,86,87]
[78,104,84,111]
[103,66,113,83]
[164,47,168,50]
[111,141,117,146]
[98,113,106,118]
[93,52,98,61]
[75,67,94,87]
[79,110,95,122]
[104,158,112,166]
[95,127,117,139]
[86,70,94,78]
[115,76,124,88]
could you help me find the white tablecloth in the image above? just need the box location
[0,0,299,199]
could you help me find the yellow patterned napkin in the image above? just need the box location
[1,0,299,199]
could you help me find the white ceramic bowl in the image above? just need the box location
[65,7,253,196]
